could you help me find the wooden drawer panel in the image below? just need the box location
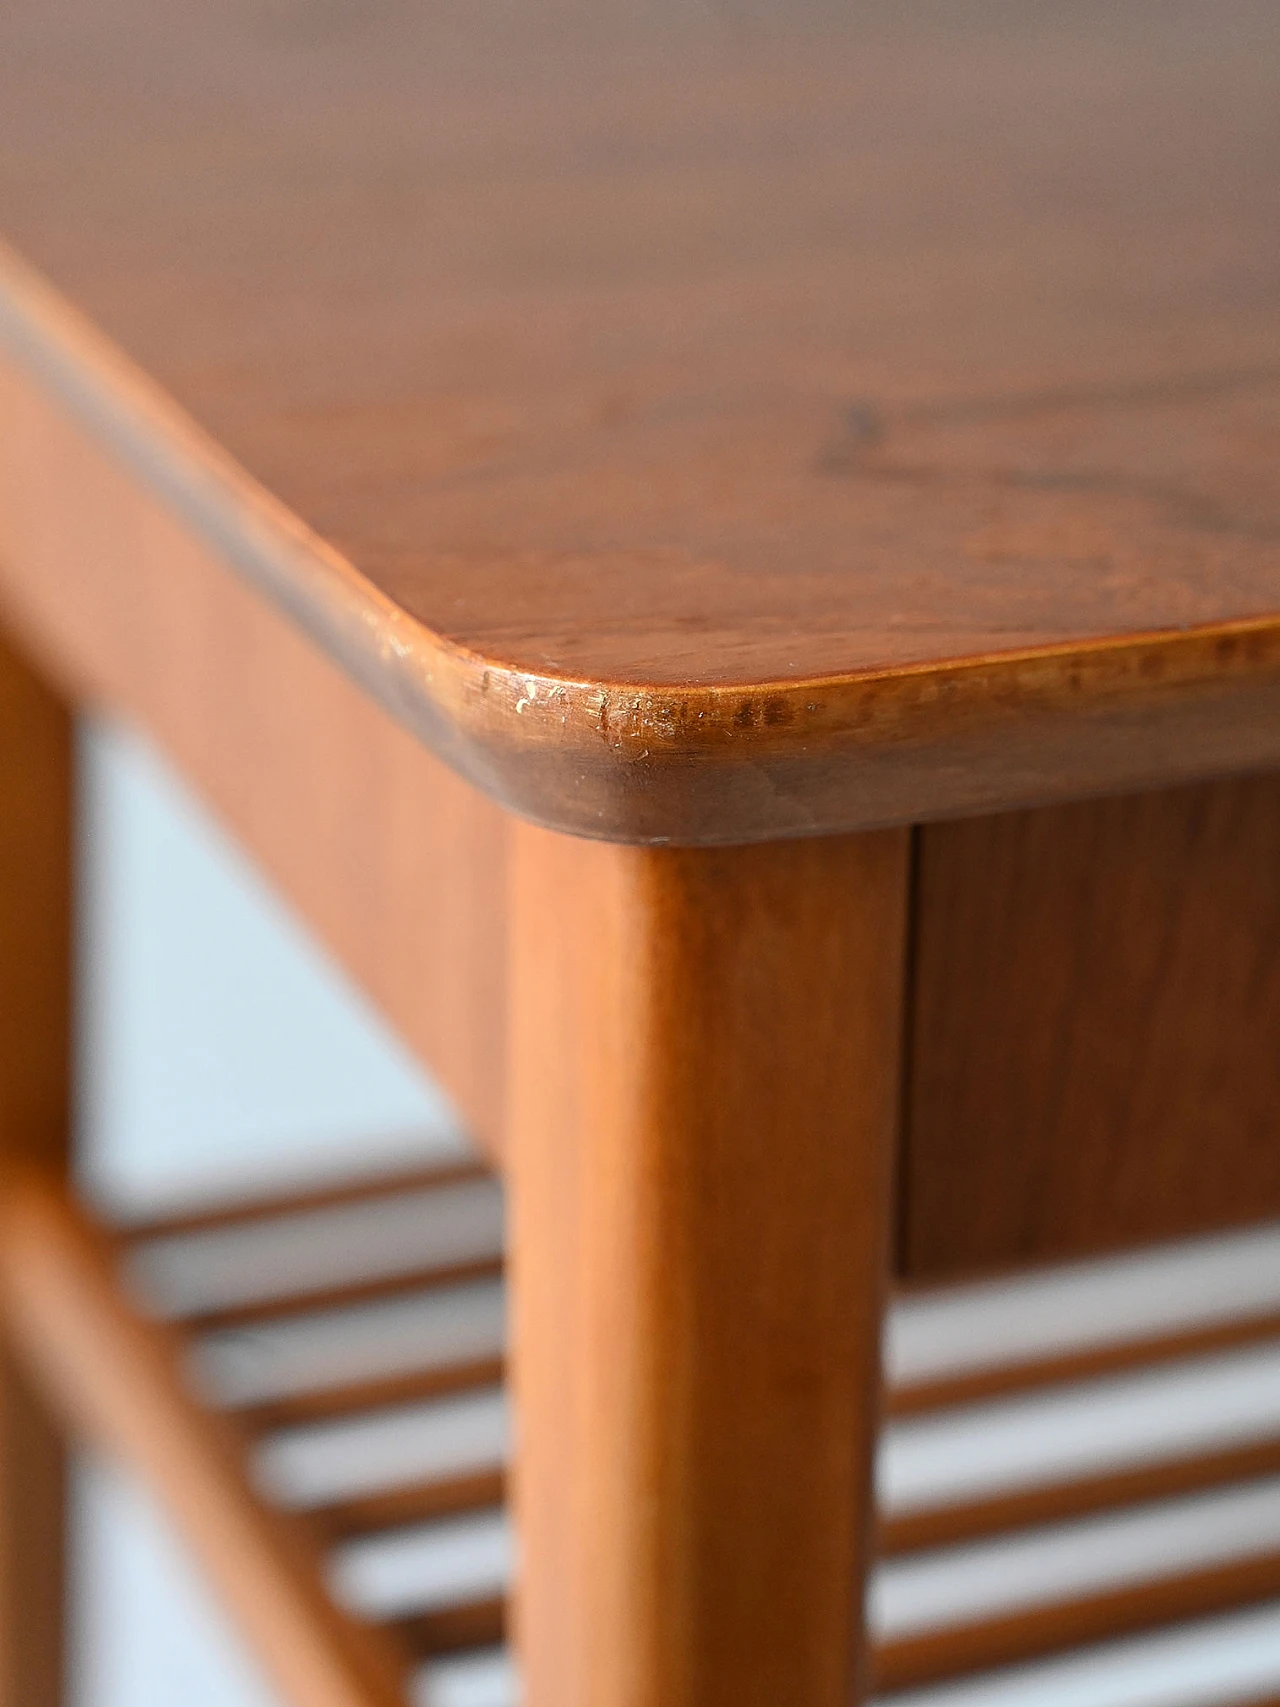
[902,773,1280,1281]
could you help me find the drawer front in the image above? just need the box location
[902,772,1280,1280]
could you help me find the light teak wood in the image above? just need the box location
[0,629,71,1707]
[509,825,909,1707]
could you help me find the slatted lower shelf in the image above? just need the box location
[15,1161,1280,1707]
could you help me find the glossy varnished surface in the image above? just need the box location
[1,2,1279,837]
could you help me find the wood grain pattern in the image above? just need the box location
[509,825,909,1707]
[0,1171,410,1707]
[0,629,72,1707]
[1,5,1280,840]
[903,773,1280,1277]
[0,339,508,1155]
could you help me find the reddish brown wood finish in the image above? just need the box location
[0,6,1279,841]
[509,825,909,1707]
[903,774,1280,1277]
[0,630,71,1707]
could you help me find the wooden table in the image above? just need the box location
[0,4,1279,1705]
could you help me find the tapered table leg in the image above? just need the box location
[0,629,73,1707]
[509,824,909,1707]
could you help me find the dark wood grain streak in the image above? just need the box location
[904,773,1280,1277]
[0,628,71,1707]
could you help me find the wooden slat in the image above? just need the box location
[873,1550,1280,1692]
[59,1148,1280,1707]
[125,1155,1280,1656]
[21,1152,1280,1707]
[310,1478,508,1544]
[232,1359,506,1434]
[880,1437,1280,1557]
[887,1308,1280,1418]
[117,1159,493,1244]
[0,1170,410,1707]
[321,1550,1280,1692]
[179,1257,505,1333]
[387,1598,506,1660]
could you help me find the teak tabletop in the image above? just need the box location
[1,0,1278,841]
[1,7,1280,1707]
